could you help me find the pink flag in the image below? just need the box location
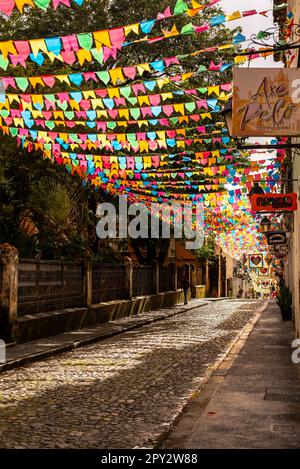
[84,72,97,82]
[0,0,15,17]
[62,36,78,51]
[10,55,26,67]
[42,76,56,88]
[4,117,13,126]
[196,100,208,110]
[162,105,174,117]
[95,89,108,98]
[194,23,209,34]
[53,0,70,9]
[141,107,153,118]
[109,28,125,50]
[97,122,107,132]
[123,67,136,80]
[242,10,257,17]
[209,60,222,71]
[220,83,232,91]
[164,57,179,67]
[61,50,76,65]
[132,83,145,95]
[149,141,158,150]
[80,100,91,110]
[157,6,171,19]
[149,94,161,106]
[57,93,69,103]
[11,109,21,118]
[45,100,55,110]
[115,97,126,107]
[159,118,169,127]
[108,110,118,119]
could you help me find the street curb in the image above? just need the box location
[154,300,269,449]
[0,301,209,373]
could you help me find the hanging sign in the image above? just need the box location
[265,231,287,245]
[250,193,298,212]
[232,68,300,136]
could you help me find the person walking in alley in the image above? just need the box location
[182,274,190,305]
[237,286,243,299]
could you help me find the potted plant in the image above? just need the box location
[276,284,292,321]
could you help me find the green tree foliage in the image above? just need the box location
[195,234,216,264]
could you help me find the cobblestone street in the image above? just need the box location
[0,300,264,449]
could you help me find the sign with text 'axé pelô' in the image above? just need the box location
[233,68,300,136]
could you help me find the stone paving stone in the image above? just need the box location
[164,303,300,449]
[0,300,263,449]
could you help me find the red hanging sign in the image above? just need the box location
[250,193,298,212]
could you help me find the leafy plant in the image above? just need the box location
[195,236,217,265]
[276,284,292,321]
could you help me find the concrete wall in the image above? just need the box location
[191,285,206,299]
[287,0,300,337]
[16,290,185,344]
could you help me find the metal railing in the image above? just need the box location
[17,259,178,316]
[159,265,174,293]
[132,265,154,297]
[18,260,84,316]
[92,263,128,304]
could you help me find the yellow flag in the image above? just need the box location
[97,110,108,118]
[93,31,111,49]
[138,95,150,106]
[144,157,152,169]
[117,133,126,143]
[118,109,129,120]
[109,68,125,85]
[56,75,70,86]
[117,120,128,127]
[16,0,34,12]
[157,79,167,89]
[178,116,189,124]
[192,1,203,9]
[77,49,92,65]
[0,41,17,59]
[201,112,212,120]
[30,39,47,57]
[108,87,120,99]
[8,94,20,104]
[162,24,179,38]
[54,111,64,120]
[83,90,96,99]
[137,63,151,76]
[124,23,140,36]
[234,55,247,64]
[226,11,242,21]
[208,86,220,96]
[32,110,43,118]
[29,77,45,88]
[181,72,194,81]
[156,130,166,140]
[91,98,104,109]
[139,141,149,153]
[174,104,185,115]
[69,100,80,111]
[161,92,173,101]
[14,118,24,128]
